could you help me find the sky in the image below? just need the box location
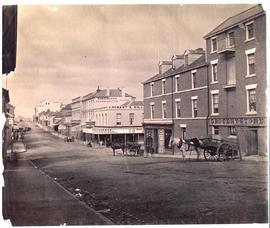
[2,3,259,118]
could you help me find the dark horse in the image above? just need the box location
[111,142,126,156]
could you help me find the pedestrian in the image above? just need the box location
[145,135,153,158]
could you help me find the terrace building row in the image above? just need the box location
[71,87,144,145]
[142,4,266,156]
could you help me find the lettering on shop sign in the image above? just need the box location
[209,117,266,126]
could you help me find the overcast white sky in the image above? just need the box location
[2,3,260,117]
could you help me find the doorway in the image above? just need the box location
[248,129,258,155]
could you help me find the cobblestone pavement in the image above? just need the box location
[14,122,268,224]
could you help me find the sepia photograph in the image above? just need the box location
[1,1,268,226]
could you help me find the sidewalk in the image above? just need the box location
[2,159,113,226]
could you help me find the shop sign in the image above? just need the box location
[86,127,143,135]
[209,117,266,126]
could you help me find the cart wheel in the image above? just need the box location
[217,143,233,161]
[204,148,218,161]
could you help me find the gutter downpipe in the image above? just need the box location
[171,73,175,155]
[206,63,210,137]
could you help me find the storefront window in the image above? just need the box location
[164,129,172,149]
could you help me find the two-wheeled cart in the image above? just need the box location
[200,137,241,161]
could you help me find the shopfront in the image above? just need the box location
[83,126,144,146]
[209,116,267,156]
[144,124,174,154]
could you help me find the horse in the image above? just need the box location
[171,137,204,161]
[111,142,126,156]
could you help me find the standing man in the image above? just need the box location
[145,135,153,158]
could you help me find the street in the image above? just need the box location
[4,123,268,225]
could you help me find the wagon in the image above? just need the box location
[111,142,142,156]
[199,137,241,161]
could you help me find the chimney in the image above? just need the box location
[158,61,173,74]
[106,87,110,96]
[184,48,205,66]
[172,54,185,69]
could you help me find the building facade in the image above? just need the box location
[143,48,208,154]
[83,100,144,145]
[204,4,266,155]
[34,100,62,122]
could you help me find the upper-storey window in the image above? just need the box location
[211,37,217,53]
[150,102,154,119]
[246,21,255,41]
[191,70,197,89]
[116,113,121,125]
[150,82,154,96]
[245,48,256,77]
[175,75,180,92]
[162,101,167,119]
[245,84,257,115]
[175,99,181,118]
[162,79,166,94]
[129,113,134,125]
[211,90,219,115]
[191,96,198,118]
[228,31,235,47]
[210,59,218,83]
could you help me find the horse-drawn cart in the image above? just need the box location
[175,136,241,161]
[200,137,241,161]
[111,142,142,156]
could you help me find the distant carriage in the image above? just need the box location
[111,142,141,157]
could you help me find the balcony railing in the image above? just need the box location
[218,37,235,54]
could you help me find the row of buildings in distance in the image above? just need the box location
[142,4,266,156]
[34,5,266,156]
[34,87,144,146]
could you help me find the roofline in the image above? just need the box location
[203,8,265,39]
[142,63,208,85]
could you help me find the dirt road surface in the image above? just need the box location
[15,123,268,224]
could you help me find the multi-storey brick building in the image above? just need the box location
[204,4,266,155]
[143,48,208,154]
[83,100,144,145]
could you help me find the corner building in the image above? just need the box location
[204,5,266,155]
[143,48,208,154]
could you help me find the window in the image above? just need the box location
[229,126,237,136]
[212,126,219,135]
[162,101,167,118]
[150,82,154,96]
[245,84,257,114]
[162,79,166,94]
[175,99,181,118]
[211,90,219,115]
[192,70,197,88]
[181,127,186,139]
[245,48,256,77]
[150,103,154,119]
[247,53,255,75]
[116,113,121,125]
[175,76,180,92]
[191,96,198,118]
[248,89,256,112]
[211,37,217,52]
[129,113,134,125]
[228,32,235,47]
[246,21,254,40]
[212,64,218,82]
[210,59,218,83]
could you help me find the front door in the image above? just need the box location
[248,130,258,155]
[153,129,158,153]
